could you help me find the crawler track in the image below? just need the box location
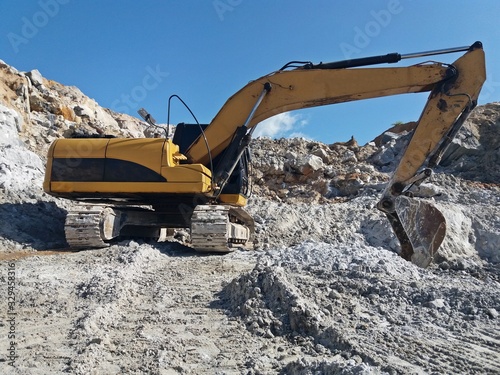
[64,209,109,249]
[63,204,254,252]
[190,205,254,253]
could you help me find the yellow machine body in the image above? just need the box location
[44,138,211,196]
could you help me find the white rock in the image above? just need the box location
[342,149,357,163]
[296,154,324,175]
[0,103,44,193]
[26,69,44,88]
[74,105,93,118]
[487,308,499,319]
[0,104,24,143]
[428,299,446,309]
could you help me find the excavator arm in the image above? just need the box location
[377,43,485,266]
[186,41,485,266]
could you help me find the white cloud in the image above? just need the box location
[288,132,311,140]
[253,112,308,139]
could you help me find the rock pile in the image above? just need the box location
[250,136,384,203]
[0,60,147,156]
[220,241,500,374]
[247,104,500,265]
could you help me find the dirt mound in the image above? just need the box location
[221,242,500,374]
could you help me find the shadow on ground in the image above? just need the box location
[152,240,231,259]
[0,201,67,250]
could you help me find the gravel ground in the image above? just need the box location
[1,240,499,374]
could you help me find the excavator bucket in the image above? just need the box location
[386,196,446,268]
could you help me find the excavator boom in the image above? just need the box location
[185,43,485,167]
[186,62,448,165]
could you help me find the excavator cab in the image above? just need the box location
[173,122,252,200]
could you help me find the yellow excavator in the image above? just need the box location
[43,41,485,267]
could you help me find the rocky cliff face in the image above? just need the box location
[0,60,147,156]
[0,61,154,251]
[439,102,500,182]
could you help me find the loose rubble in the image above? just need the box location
[0,61,499,374]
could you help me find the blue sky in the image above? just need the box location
[1,1,499,144]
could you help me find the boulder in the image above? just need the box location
[439,102,500,182]
[25,69,44,88]
[292,154,324,176]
